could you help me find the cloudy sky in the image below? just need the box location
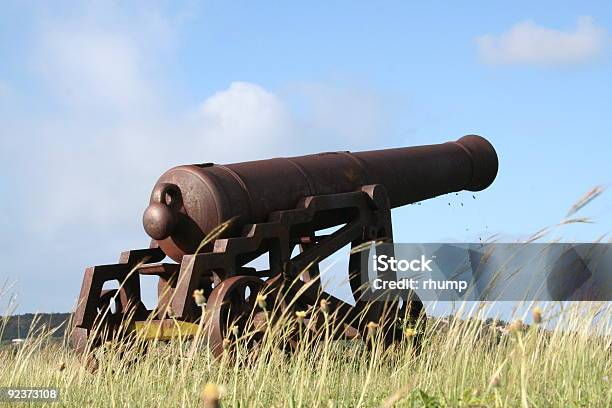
[0,1,610,313]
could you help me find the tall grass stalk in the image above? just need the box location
[1,300,610,407]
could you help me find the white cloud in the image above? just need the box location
[26,81,296,234]
[13,1,390,237]
[38,29,155,113]
[476,17,608,66]
[15,6,387,236]
[196,82,294,154]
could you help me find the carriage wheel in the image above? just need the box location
[204,276,267,357]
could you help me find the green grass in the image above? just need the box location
[2,187,608,407]
[1,301,610,407]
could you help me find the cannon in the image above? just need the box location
[71,135,498,356]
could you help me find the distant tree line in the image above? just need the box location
[0,313,71,341]
[0,312,516,343]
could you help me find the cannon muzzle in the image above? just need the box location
[144,135,498,261]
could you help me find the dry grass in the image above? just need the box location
[2,186,609,407]
[1,301,610,407]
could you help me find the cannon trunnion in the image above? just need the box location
[71,135,498,356]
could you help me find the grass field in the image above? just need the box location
[1,301,610,407]
[2,188,609,407]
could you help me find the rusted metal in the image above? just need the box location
[143,135,497,262]
[204,275,267,356]
[71,135,498,357]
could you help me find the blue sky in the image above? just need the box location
[0,1,610,313]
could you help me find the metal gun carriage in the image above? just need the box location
[71,135,498,356]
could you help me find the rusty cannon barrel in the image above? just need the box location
[143,135,498,261]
